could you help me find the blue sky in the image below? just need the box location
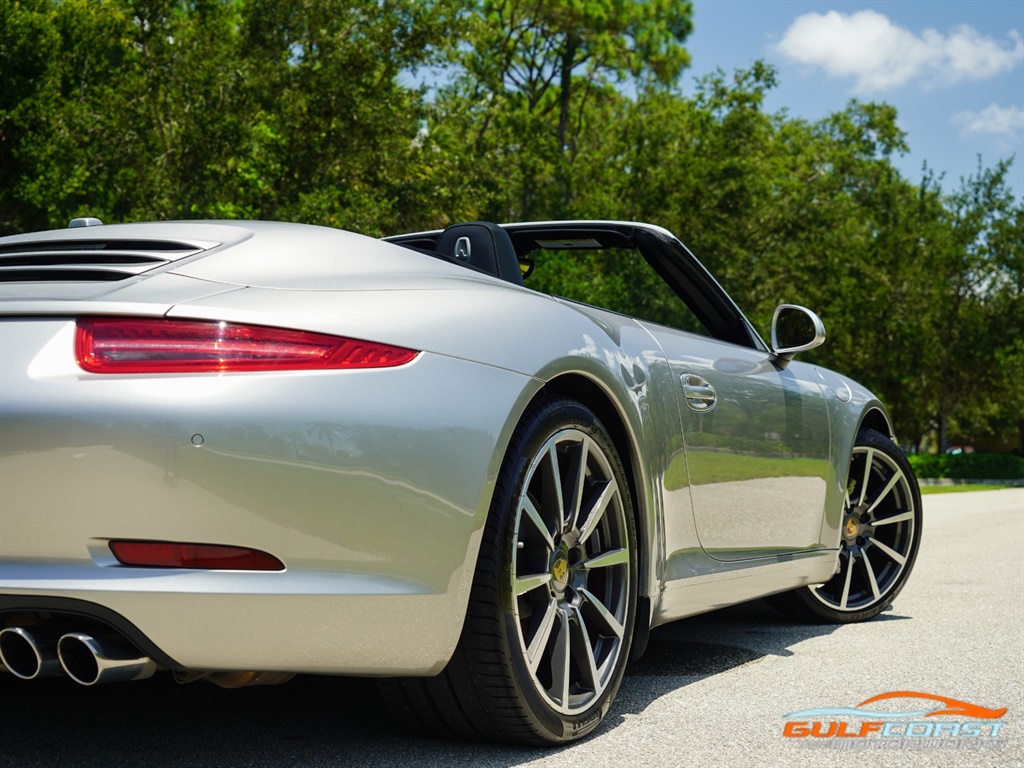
[684,0,1024,202]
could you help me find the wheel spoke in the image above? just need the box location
[839,553,854,609]
[869,536,907,566]
[578,587,624,639]
[525,598,559,673]
[857,448,874,506]
[577,478,616,546]
[562,437,589,533]
[583,547,629,570]
[515,572,552,596]
[544,444,566,532]
[570,607,600,692]
[549,610,571,707]
[866,470,904,515]
[521,496,554,551]
[873,510,914,526]
[862,551,881,600]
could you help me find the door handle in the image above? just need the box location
[681,374,716,412]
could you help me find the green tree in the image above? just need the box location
[235,0,460,233]
[0,0,63,234]
[2,7,1020,453]
[1,0,459,233]
[433,0,693,220]
[919,163,1023,450]
[1,0,249,226]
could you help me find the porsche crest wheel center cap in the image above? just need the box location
[551,553,569,590]
[844,515,861,540]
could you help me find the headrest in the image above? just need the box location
[435,221,524,287]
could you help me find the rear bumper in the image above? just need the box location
[0,580,460,675]
[1,318,538,675]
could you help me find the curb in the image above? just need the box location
[917,478,1024,487]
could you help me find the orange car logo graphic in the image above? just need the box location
[786,691,1006,720]
[858,692,1007,720]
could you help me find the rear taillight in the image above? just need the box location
[109,540,285,571]
[75,318,419,373]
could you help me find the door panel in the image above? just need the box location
[643,324,831,561]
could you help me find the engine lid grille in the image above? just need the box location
[0,238,219,282]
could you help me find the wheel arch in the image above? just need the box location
[531,372,653,648]
[857,407,895,441]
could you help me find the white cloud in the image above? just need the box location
[776,10,1024,93]
[951,103,1024,141]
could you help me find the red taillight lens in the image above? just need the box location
[109,540,285,571]
[75,318,419,373]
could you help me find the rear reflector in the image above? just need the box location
[76,318,419,373]
[109,541,285,571]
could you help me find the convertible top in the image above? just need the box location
[387,220,767,351]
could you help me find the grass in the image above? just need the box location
[919,483,1013,494]
[663,450,828,489]
[665,452,1015,495]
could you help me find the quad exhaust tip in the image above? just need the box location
[0,627,65,680]
[0,627,157,685]
[1,625,290,688]
[57,632,157,686]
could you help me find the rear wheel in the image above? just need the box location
[768,429,922,623]
[381,396,637,744]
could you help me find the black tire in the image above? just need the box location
[380,396,637,744]
[768,429,922,623]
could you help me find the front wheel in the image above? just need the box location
[768,429,922,623]
[381,396,637,744]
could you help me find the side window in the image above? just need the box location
[526,247,711,336]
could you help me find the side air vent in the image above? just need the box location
[0,238,219,283]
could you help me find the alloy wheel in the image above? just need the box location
[811,443,917,612]
[510,428,631,715]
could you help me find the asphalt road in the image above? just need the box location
[2,488,1021,768]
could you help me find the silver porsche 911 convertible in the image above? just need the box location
[0,218,921,744]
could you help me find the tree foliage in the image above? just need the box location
[1,0,1020,450]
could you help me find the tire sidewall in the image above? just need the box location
[494,398,637,742]
[801,429,923,623]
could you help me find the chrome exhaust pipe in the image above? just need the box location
[0,627,65,680]
[57,632,156,685]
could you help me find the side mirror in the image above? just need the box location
[770,304,825,368]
